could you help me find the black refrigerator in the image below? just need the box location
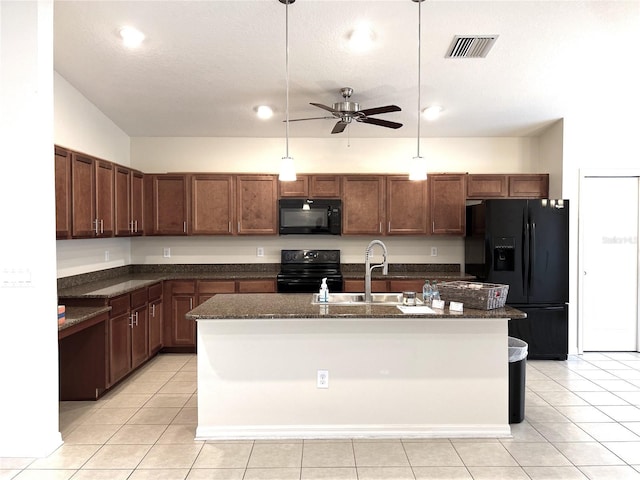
[465,199,569,360]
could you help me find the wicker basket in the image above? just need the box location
[437,281,509,310]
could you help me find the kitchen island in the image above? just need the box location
[187,293,526,440]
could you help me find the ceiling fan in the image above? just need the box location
[288,87,403,134]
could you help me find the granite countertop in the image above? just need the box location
[343,271,474,281]
[187,293,527,320]
[59,305,112,333]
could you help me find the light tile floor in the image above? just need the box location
[2,352,640,479]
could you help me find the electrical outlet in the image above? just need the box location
[431,247,438,256]
[317,370,329,389]
[163,247,171,258]
[257,247,264,257]
[104,250,110,262]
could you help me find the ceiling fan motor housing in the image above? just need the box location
[333,101,360,114]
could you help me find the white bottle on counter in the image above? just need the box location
[319,277,329,302]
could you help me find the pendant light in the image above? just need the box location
[278,0,296,182]
[409,0,427,181]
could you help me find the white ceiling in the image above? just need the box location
[53,1,640,139]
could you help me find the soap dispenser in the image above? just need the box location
[319,277,329,303]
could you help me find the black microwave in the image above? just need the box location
[279,198,342,235]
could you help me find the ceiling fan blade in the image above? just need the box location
[358,117,403,129]
[310,102,340,114]
[331,121,348,134]
[357,105,401,116]
[285,116,335,122]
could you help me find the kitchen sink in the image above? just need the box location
[311,292,422,305]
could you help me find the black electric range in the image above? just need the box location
[276,249,343,293]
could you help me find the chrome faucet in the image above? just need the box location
[364,239,389,303]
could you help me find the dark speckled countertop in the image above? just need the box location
[186,293,526,320]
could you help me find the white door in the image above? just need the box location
[581,176,639,351]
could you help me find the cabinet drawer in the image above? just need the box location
[388,279,425,293]
[130,288,148,308]
[343,279,388,292]
[198,280,236,294]
[148,282,163,301]
[237,279,276,293]
[170,280,196,295]
[109,294,130,317]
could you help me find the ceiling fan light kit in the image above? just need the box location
[278,0,296,182]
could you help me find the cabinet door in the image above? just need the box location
[108,312,132,386]
[150,174,189,235]
[508,174,549,198]
[386,176,428,235]
[342,176,385,235]
[310,175,341,198]
[430,174,466,235]
[71,153,96,238]
[466,174,507,199]
[130,170,144,235]
[237,175,278,235]
[279,176,309,197]
[95,160,114,237]
[237,279,276,293]
[131,304,149,369]
[171,295,196,347]
[114,166,132,237]
[149,298,163,355]
[55,147,72,239]
[191,174,234,235]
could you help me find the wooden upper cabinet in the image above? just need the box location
[386,176,428,235]
[55,146,72,239]
[310,175,341,198]
[279,175,309,197]
[236,175,278,235]
[508,174,549,198]
[147,174,189,235]
[130,170,144,235]
[342,175,385,235]
[467,173,549,199]
[94,160,115,237]
[114,166,132,237]
[191,174,234,235]
[429,174,466,236]
[279,175,341,198]
[70,152,110,238]
[467,174,508,199]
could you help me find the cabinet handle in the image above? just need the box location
[129,315,134,328]
[100,219,104,234]
[93,219,99,235]
[183,221,187,233]
[228,221,231,233]
[432,221,435,232]
[151,304,155,317]
[379,222,382,233]
[388,221,391,231]
[135,220,138,232]
[190,298,193,309]
[237,221,240,232]
[135,311,139,326]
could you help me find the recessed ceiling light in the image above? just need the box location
[255,105,274,120]
[119,26,145,48]
[348,22,376,53]
[422,105,443,121]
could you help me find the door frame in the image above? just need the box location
[578,169,640,353]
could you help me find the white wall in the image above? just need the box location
[538,120,563,199]
[0,0,62,457]
[54,72,133,277]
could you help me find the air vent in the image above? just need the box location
[446,35,498,58]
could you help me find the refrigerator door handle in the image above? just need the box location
[529,221,536,291]
[522,218,529,298]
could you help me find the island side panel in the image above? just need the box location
[196,317,510,439]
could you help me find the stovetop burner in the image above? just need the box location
[277,249,343,293]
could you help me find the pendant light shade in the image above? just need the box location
[410,0,427,181]
[278,0,296,182]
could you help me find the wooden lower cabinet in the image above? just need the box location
[237,279,276,293]
[388,279,426,292]
[343,279,388,293]
[108,288,151,386]
[148,282,163,355]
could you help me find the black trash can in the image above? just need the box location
[508,336,528,423]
